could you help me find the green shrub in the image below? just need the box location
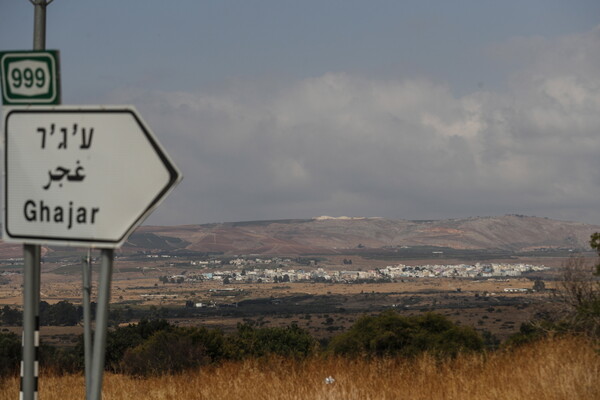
[504,320,574,348]
[227,323,318,359]
[120,329,209,376]
[328,311,483,358]
[0,332,21,378]
[184,326,227,362]
[104,318,172,371]
[39,343,83,375]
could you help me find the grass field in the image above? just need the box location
[0,270,563,342]
[1,336,597,400]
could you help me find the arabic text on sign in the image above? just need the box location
[43,160,86,190]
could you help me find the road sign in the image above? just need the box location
[0,50,60,105]
[3,106,182,247]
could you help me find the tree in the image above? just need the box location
[104,319,172,371]
[533,279,546,292]
[39,301,80,326]
[1,306,22,326]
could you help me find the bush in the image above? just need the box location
[39,343,83,375]
[185,326,228,362]
[108,321,228,376]
[328,311,483,358]
[120,329,209,376]
[227,323,318,359]
[0,332,21,378]
[105,318,172,371]
[117,321,317,375]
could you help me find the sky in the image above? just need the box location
[1,1,600,226]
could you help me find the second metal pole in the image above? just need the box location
[89,249,113,400]
[82,250,92,399]
[21,244,40,400]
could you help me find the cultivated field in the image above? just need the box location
[0,336,597,400]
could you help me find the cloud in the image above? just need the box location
[110,26,600,225]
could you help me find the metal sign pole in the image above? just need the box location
[20,2,53,400]
[82,250,92,399]
[32,0,51,50]
[89,249,114,400]
[21,245,40,400]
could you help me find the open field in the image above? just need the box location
[0,336,598,400]
[0,253,578,343]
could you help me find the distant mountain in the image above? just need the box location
[122,215,600,256]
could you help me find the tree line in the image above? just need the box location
[1,301,86,327]
[0,311,485,378]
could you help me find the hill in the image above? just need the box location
[121,215,600,256]
[1,215,596,258]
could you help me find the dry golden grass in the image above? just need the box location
[1,336,598,400]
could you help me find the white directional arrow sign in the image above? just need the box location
[3,106,182,248]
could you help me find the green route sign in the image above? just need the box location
[0,50,60,105]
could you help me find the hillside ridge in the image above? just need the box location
[124,214,600,256]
